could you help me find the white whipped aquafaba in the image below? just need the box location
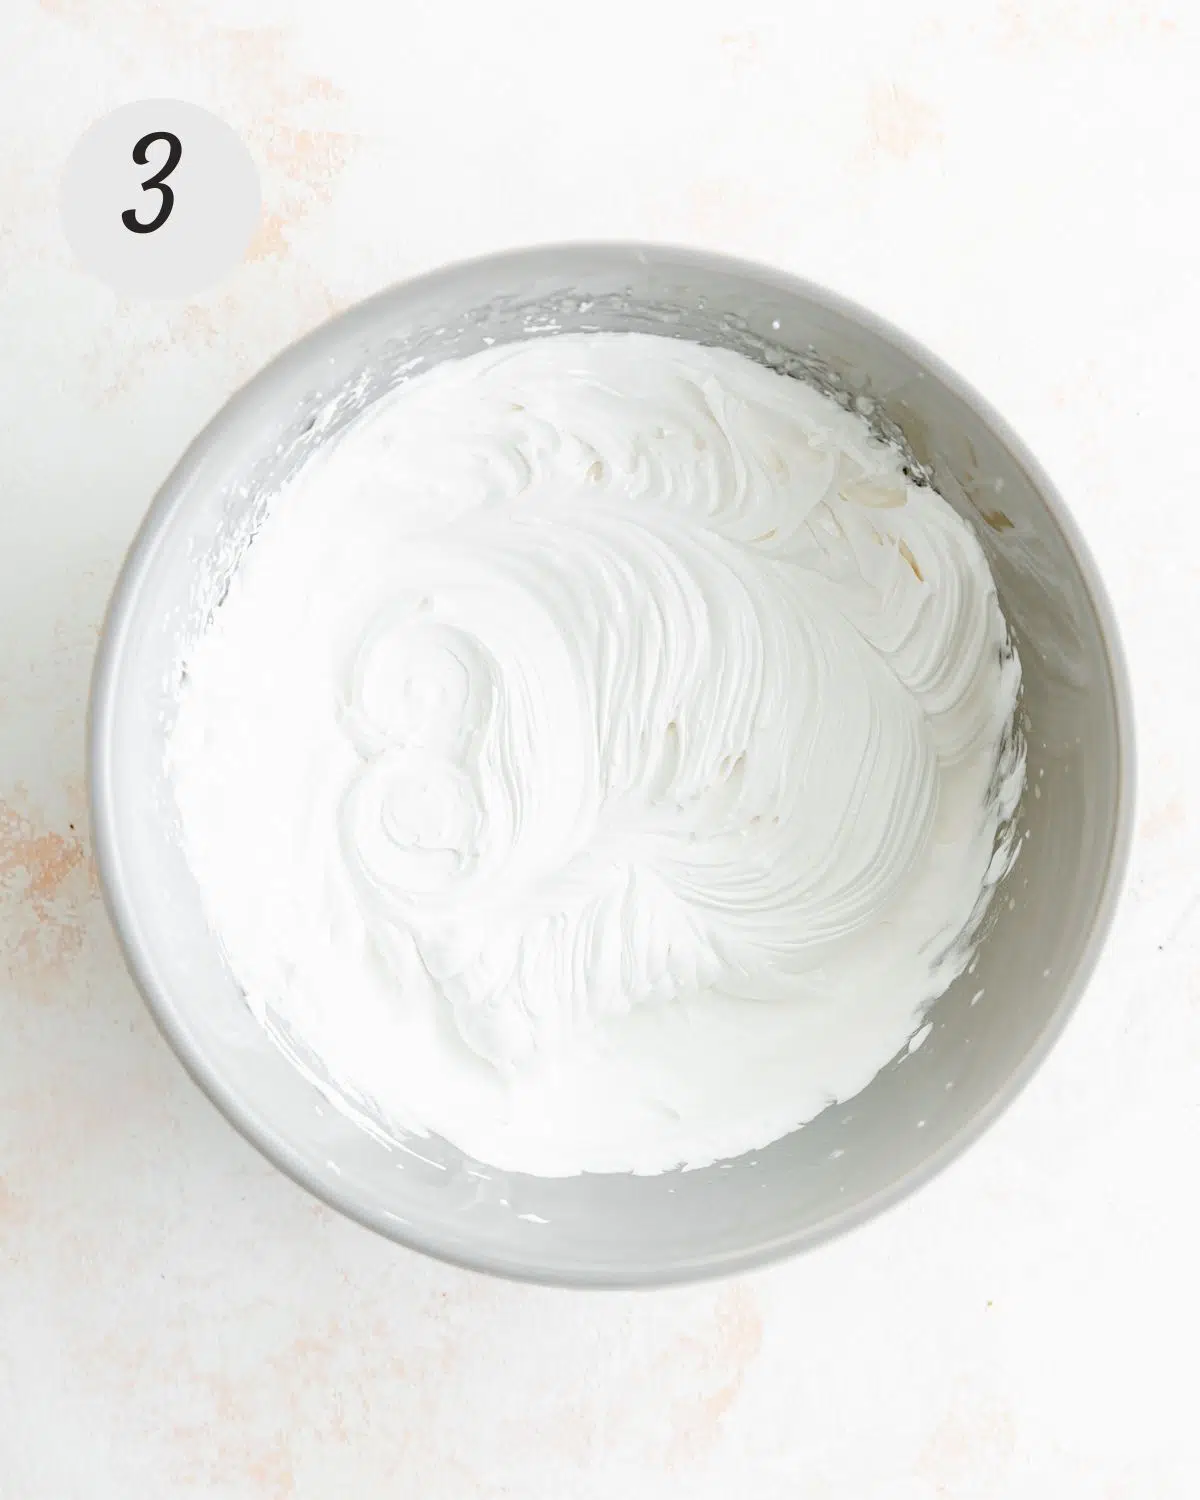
[170,332,1023,1176]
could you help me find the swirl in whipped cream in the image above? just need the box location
[170,333,1023,1176]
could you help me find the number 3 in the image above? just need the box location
[121,131,182,234]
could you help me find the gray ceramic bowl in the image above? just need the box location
[90,244,1134,1286]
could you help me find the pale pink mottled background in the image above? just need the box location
[1,1,1197,1495]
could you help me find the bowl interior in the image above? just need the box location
[91,246,1131,1285]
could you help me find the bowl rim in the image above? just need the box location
[88,241,1137,1287]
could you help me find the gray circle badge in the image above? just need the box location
[61,99,261,298]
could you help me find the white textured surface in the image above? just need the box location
[0,1,1194,1494]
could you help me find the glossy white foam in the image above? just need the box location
[169,333,1023,1175]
